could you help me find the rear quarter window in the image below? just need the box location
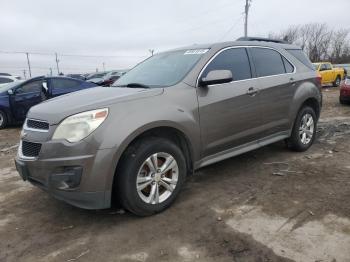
[286,49,314,70]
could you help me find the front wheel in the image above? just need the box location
[287,106,317,152]
[116,137,187,216]
[333,76,341,87]
[0,110,8,129]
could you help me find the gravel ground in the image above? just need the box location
[1,87,350,262]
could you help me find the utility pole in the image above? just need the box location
[149,49,154,56]
[25,52,32,78]
[49,68,53,76]
[102,62,106,72]
[55,53,60,75]
[244,0,252,37]
[23,69,27,79]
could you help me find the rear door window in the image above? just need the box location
[202,47,252,82]
[51,78,82,89]
[250,48,286,77]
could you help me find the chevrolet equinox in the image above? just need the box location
[15,38,322,216]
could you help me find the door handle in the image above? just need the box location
[246,87,259,96]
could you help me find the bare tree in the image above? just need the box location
[269,23,350,63]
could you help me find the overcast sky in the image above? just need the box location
[0,0,349,77]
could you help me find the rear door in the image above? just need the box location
[10,79,43,120]
[49,78,86,97]
[197,47,263,157]
[249,47,296,137]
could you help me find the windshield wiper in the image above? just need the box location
[115,83,150,89]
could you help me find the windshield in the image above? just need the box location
[112,49,208,88]
[0,81,20,93]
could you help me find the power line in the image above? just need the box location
[218,14,245,41]
[244,0,252,37]
[0,50,147,58]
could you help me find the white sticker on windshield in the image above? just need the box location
[184,49,209,55]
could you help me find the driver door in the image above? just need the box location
[197,47,263,158]
[10,79,44,120]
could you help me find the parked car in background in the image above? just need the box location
[86,72,108,80]
[88,70,129,86]
[66,74,86,80]
[15,38,322,216]
[0,75,22,87]
[102,70,128,86]
[0,73,12,76]
[0,76,97,128]
[313,62,345,86]
[340,76,350,105]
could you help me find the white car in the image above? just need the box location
[0,76,21,87]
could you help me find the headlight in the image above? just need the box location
[52,108,108,143]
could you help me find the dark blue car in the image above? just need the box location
[0,76,97,128]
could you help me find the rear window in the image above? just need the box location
[287,49,314,70]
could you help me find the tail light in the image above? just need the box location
[316,74,322,86]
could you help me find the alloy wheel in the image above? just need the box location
[136,152,179,205]
[299,113,314,145]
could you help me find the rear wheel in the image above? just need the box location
[0,110,7,129]
[333,76,341,87]
[287,106,317,152]
[117,137,187,216]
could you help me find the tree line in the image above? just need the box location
[269,23,350,64]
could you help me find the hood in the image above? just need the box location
[28,87,163,124]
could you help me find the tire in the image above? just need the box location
[333,76,341,87]
[287,106,317,152]
[0,110,8,129]
[116,137,187,216]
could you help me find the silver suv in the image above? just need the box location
[15,39,322,216]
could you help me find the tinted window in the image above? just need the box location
[202,48,251,81]
[282,57,294,73]
[16,80,42,94]
[251,48,285,77]
[0,77,13,84]
[51,79,81,89]
[287,49,314,70]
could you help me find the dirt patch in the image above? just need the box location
[0,88,350,261]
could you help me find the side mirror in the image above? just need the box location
[7,89,14,95]
[199,70,233,87]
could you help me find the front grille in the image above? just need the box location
[22,141,42,157]
[26,119,49,130]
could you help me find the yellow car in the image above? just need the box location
[313,62,345,86]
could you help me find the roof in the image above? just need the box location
[167,39,301,53]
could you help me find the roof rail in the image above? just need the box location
[236,37,288,44]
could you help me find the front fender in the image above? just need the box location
[88,87,201,194]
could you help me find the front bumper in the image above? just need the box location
[15,138,116,210]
